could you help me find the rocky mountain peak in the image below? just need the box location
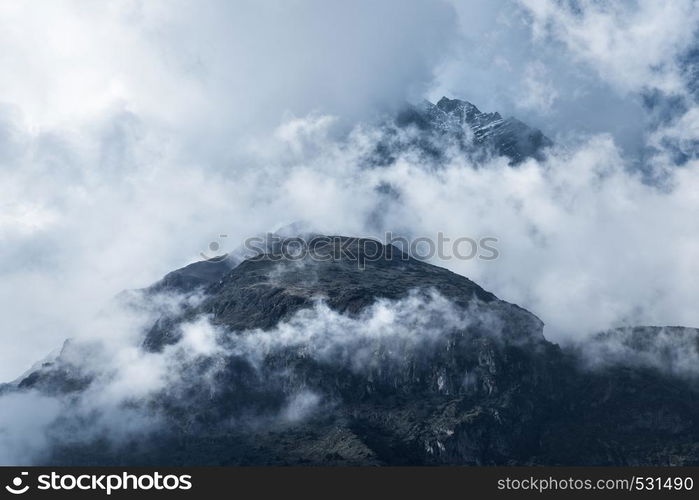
[390,96,552,164]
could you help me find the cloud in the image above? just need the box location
[0,391,61,465]
[0,0,460,380]
[578,326,699,379]
[0,0,459,138]
[228,290,477,369]
[519,0,699,95]
[517,61,559,113]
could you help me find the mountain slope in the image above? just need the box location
[10,237,699,466]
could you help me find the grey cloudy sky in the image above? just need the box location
[1,0,699,380]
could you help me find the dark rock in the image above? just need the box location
[147,257,238,294]
[143,236,511,351]
[386,97,551,165]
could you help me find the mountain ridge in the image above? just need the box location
[389,96,552,164]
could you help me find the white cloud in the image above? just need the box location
[517,61,559,113]
[0,0,460,379]
[519,0,699,95]
[0,392,61,464]
[579,327,699,379]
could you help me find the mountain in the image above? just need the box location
[9,236,699,465]
[371,97,552,166]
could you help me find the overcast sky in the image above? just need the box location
[1,0,699,380]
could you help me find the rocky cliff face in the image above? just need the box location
[10,236,699,466]
[373,97,551,165]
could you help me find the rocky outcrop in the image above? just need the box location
[376,97,551,165]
